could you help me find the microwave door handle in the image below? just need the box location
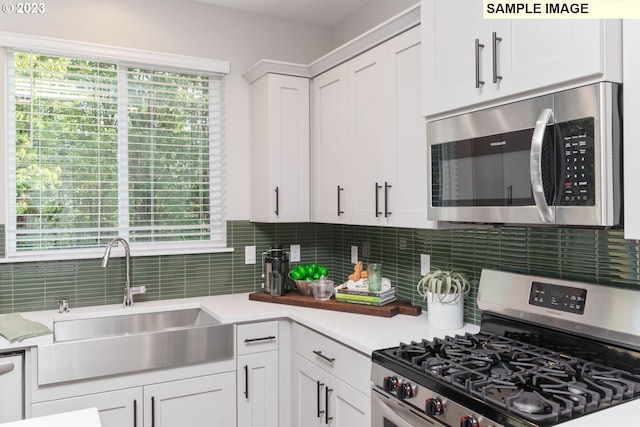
[530,108,554,223]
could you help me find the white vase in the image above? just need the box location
[426,290,464,330]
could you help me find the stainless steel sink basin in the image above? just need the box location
[37,307,233,385]
[52,307,219,342]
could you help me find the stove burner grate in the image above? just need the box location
[380,331,640,425]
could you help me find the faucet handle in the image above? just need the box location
[131,285,146,295]
[58,299,70,314]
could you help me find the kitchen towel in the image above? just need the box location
[0,313,51,343]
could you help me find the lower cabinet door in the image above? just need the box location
[292,353,371,427]
[31,387,143,427]
[144,372,236,427]
[328,376,370,427]
[291,354,327,427]
[237,351,279,427]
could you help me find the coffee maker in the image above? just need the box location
[262,244,291,296]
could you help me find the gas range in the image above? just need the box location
[371,269,640,427]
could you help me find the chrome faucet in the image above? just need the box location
[102,237,146,307]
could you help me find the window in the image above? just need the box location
[4,47,227,259]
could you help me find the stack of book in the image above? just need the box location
[334,286,397,306]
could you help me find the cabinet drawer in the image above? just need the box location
[237,321,279,355]
[292,323,371,394]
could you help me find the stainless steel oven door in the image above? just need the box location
[371,388,440,427]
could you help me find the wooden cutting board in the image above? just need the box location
[248,292,421,318]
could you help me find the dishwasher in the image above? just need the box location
[0,351,24,422]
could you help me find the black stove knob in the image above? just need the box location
[425,397,444,416]
[397,382,415,399]
[383,376,398,393]
[460,415,480,427]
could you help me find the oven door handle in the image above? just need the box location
[372,389,434,427]
[530,108,554,223]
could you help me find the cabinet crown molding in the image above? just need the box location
[242,3,419,82]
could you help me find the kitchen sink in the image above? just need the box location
[37,306,234,385]
[52,307,219,342]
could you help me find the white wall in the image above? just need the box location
[330,0,419,48]
[0,0,333,220]
[0,0,416,221]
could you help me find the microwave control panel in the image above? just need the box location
[558,117,595,206]
[529,281,587,315]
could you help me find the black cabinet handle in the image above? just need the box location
[244,335,276,343]
[313,350,335,364]
[337,185,344,216]
[375,182,382,217]
[475,38,485,88]
[133,399,137,427]
[274,187,279,216]
[244,364,249,399]
[317,380,325,418]
[151,396,155,427]
[384,182,392,218]
[325,386,333,424]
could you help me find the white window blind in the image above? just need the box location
[5,49,226,257]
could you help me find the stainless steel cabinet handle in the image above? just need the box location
[375,182,382,217]
[325,387,333,424]
[274,187,279,216]
[492,32,502,83]
[475,38,485,88]
[244,335,276,343]
[317,381,325,418]
[384,182,392,218]
[337,185,344,216]
[530,108,554,223]
[244,365,249,399]
[313,350,335,364]
[0,362,14,376]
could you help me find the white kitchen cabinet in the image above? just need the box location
[144,373,236,427]
[381,26,436,228]
[291,354,326,427]
[346,40,385,226]
[313,26,435,228]
[291,323,370,426]
[311,63,350,224]
[326,374,370,427]
[31,373,236,427]
[623,20,640,240]
[236,321,279,427]
[32,387,142,427]
[292,354,368,427]
[249,73,310,222]
[421,0,622,118]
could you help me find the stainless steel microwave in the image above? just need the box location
[426,82,622,227]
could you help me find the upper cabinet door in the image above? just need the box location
[384,26,438,229]
[422,0,622,118]
[493,19,607,98]
[311,64,350,224]
[346,43,386,226]
[250,74,310,223]
[422,0,492,117]
[623,20,640,239]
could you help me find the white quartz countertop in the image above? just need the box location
[2,293,638,426]
[0,408,100,427]
[0,292,479,354]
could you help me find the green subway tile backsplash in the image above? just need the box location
[0,222,639,326]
